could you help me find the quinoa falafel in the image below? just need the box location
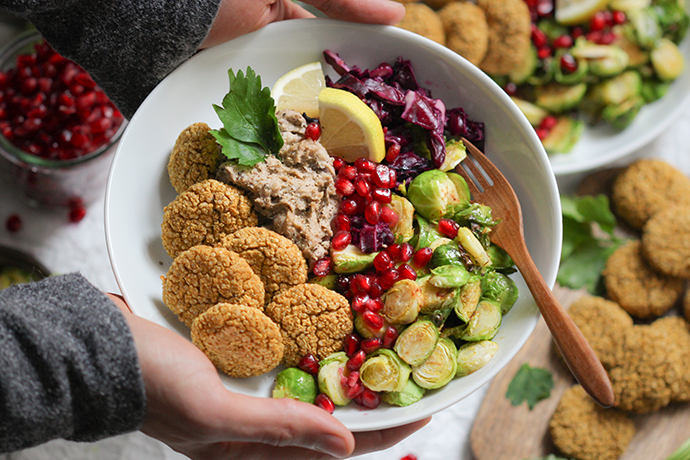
[191,303,284,378]
[641,205,690,279]
[549,385,635,460]
[396,3,446,45]
[219,227,308,304]
[477,0,531,76]
[438,2,489,66]
[265,283,353,367]
[685,289,690,323]
[603,240,684,319]
[161,179,257,259]
[611,159,690,230]
[162,245,265,328]
[167,122,222,194]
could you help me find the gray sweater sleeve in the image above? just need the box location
[0,0,222,119]
[0,272,146,453]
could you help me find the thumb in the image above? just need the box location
[208,391,355,457]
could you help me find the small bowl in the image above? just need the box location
[0,31,126,208]
[0,245,51,286]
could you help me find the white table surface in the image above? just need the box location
[1,18,690,460]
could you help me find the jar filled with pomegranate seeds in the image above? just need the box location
[0,31,125,207]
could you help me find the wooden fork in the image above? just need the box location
[457,138,615,408]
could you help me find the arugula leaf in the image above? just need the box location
[557,194,626,294]
[210,67,283,166]
[506,363,554,410]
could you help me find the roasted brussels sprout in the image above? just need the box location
[381,378,426,407]
[448,203,496,228]
[428,264,473,289]
[418,275,456,314]
[317,352,352,406]
[359,348,411,392]
[460,299,502,341]
[381,279,424,325]
[413,214,445,250]
[394,320,440,366]
[601,95,645,129]
[430,242,466,268]
[590,70,643,106]
[273,368,318,403]
[453,277,482,322]
[487,244,514,271]
[509,45,539,85]
[651,37,685,80]
[387,195,415,243]
[541,116,585,154]
[481,271,519,315]
[411,338,458,390]
[535,82,588,113]
[455,340,499,377]
[626,8,662,48]
[456,227,492,268]
[439,138,467,172]
[652,0,690,43]
[332,244,377,274]
[570,41,629,77]
[406,170,470,221]
[553,50,589,84]
[511,96,548,127]
[308,274,338,290]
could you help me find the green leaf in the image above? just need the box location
[506,363,554,410]
[666,436,690,460]
[211,67,283,166]
[561,194,616,234]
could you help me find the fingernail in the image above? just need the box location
[316,434,350,458]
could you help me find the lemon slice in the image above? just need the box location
[271,61,325,118]
[317,88,386,163]
[555,0,610,25]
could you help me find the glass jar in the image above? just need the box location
[0,31,126,208]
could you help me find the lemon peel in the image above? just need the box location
[271,61,325,118]
[555,0,610,25]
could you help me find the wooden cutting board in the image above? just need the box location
[470,285,690,460]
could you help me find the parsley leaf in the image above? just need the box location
[505,363,554,410]
[210,67,283,166]
[557,194,627,294]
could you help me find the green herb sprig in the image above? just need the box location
[506,363,554,410]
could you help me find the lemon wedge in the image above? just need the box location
[271,61,325,118]
[317,88,386,163]
[555,0,610,25]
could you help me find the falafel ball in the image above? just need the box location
[191,303,284,378]
[649,316,690,402]
[611,159,690,230]
[168,122,222,194]
[396,3,446,45]
[161,179,258,259]
[685,289,690,323]
[438,2,489,66]
[477,0,531,76]
[549,385,635,460]
[641,205,690,279]
[162,245,265,328]
[603,240,684,319]
[265,283,353,367]
[567,296,632,369]
[219,227,309,304]
[423,0,456,9]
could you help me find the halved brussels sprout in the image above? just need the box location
[354,311,389,339]
[273,368,318,403]
[359,348,411,392]
[588,70,642,106]
[448,203,496,228]
[570,42,629,76]
[455,341,499,378]
[651,37,685,80]
[430,242,466,268]
[418,275,456,314]
[387,195,415,243]
[625,8,662,49]
[439,138,467,172]
[460,299,502,341]
[413,214,445,250]
[456,227,492,267]
[406,170,470,221]
[481,271,519,315]
[535,82,587,113]
[601,95,645,129]
[412,338,458,390]
[453,277,482,322]
[394,320,440,366]
[308,274,338,290]
[332,244,377,274]
[487,244,515,271]
[612,25,650,67]
[381,279,423,325]
[428,264,473,289]
[317,352,352,406]
[541,116,585,154]
[553,50,589,84]
[511,97,548,127]
[381,378,426,407]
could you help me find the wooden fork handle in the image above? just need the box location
[514,246,615,408]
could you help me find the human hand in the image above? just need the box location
[106,294,429,460]
[200,0,406,49]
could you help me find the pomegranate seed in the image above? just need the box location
[586,30,603,43]
[354,388,381,409]
[389,169,397,186]
[386,143,400,162]
[371,187,392,204]
[368,278,384,298]
[343,333,362,357]
[6,214,22,233]
[398,263,417,281]
[364,201,382,225]
[387,243,402,260]
[413,247,433,267]
[333,156,345,170]
[536,0,553,16]
[68,204,86,223]
[590,11,606,31]
[612,10,626,24]
[360,337,383,354]
[504,82,518,96]
[373,251,393,272]
[336,275,352,293]
[536,127,549,140]
[372,164,392,188]
[351,293,369,313]
[355,157,376,173]
[603,10,614,26]
[343,372,365,399]
[399,243,414,262]
[298,354,320,375]
[383,326,400,348]
[353,273,371,293]
[347,350,367,371]
[599,32,616,44]
[362,310,384,330]
[531,25,548,48]
[334,214,350,232]
[438,218,460,238]
[312,257,332,277]
[553,34,573,48]
[379,267,400,290]
[305,122,321,140]
[331,230,352,251]
[537,46,552,59]
[365,297,384,312]
[572,27,584,38]
[380,206,399,225]
[354,176,371,197]
[340,165,357,180]
[341,198,358,215]
[401,455,418,460]
[539,115,558,131]
[335,176,355,196]
[315,393,335,414]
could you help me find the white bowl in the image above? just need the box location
[105,19,562,432]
